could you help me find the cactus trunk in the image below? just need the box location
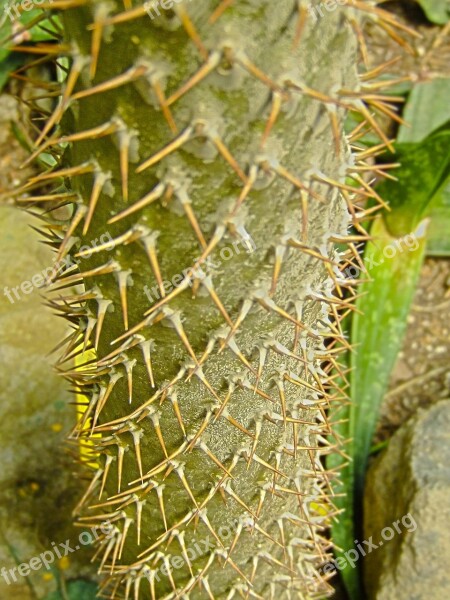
[42,1,361,598]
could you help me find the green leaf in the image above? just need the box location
[0,52,23,92]
[398,78,450,143]
[427,180,450,256]
[329,218,428,600]
[329,120,450,599]
[379,128,450,237]
[20,9,61,41]
[350,217,427,497]
[0,0,60,92]
[416,0,450,24]
[0,0,12,62]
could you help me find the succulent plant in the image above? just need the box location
[12,0,415,597]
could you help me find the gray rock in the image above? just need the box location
[0,206,96,598]
[364,400,450,600]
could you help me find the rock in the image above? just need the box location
[364,400,450,600]
[0,206,96,598]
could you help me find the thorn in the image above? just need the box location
[116,443,127,493]
[35,54,87,147]
[162,555,177,591]
[175,4,208,59]
[349,17,370,67]
[89,6,107,80]
[83,169,112,235]
[56,204,86,262]
[186,410,213,451]
[198,441,234,479]
[99,455,114,498]
[270,245,286,296]
[219,333,256,376]
[29,162,95,185]
[24,121,117,168]
[152,78,178,133]
[139,339,155,387]
[236,52,282,93]
[176,188,207,249]
[211,134,247,182]
[197,510,224,548]
[72,64,148,102]
[261,91,283,147]
[293,1,308,48]
[140,229,166,299]
[88,5,148,29]
[118,128,132,202]
[254,293,305,332]
[116,270,132,331]
[50,260,119,290]
[349,102,394,152]
[176,530,194,576]
[287,238,337,266]
[118,517,133,559]
[202,276,233,326]
[82,315,97,353]
[73,468,102,514]
[225,522,243,563]
[246,518,284,548]
[213,382,234,422]
[175,463,198,508]
[127,429,143,483]
[209,0,234,23]
[140,277,191,320]
[123,358,137,404]
[220,299,253,349]
[273,163,325,203]
[193,363,220,402]
[156,484,168,531]
[99,335,141,368]
[229,164,257,217]
[164,308,198,364]
[137,127,192,173]
[108,182,165,224]
[97,533,117,572]
[274,378,287,425]
[149,411,168,458]
[202,577,216,600]
[326,105,341,157]
[223,481,257,519]
[247,452,288,479]
[168,391,185,436]
[167,51,221,106]
[254,345,268,394]
[225,413,254,439]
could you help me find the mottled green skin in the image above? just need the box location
[60,1,358,597]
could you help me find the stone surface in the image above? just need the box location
[364,400,450,600]
[0,205,96,599]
